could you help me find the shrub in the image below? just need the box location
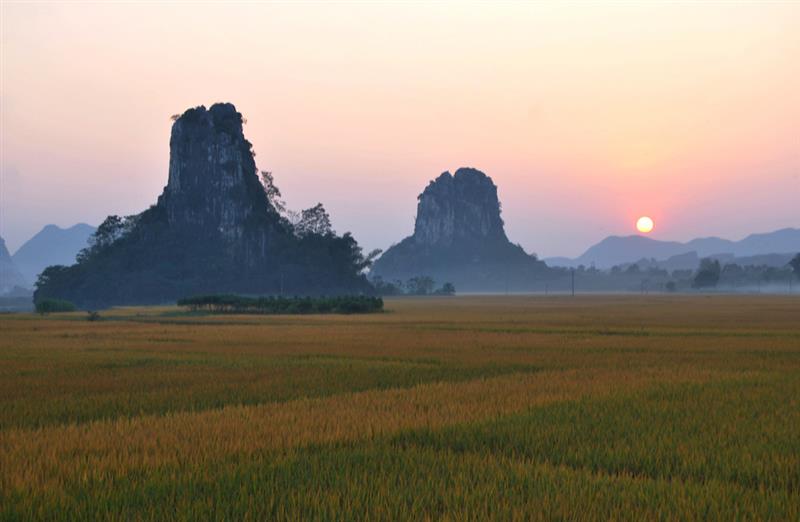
[35,298,77,315]
[693,258,721,289]
[434,283,456,296]
[177,295,383,315]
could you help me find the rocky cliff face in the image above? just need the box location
[371,167,548,291]
[413,168,507,246]
[158,103,273,241]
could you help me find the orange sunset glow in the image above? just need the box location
[1,2,798,257]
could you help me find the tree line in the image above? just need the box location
[177,295,384,314]
[530,253,800,293]
[370,276,456,296]
[690,255,800,289]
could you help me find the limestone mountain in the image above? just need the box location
[412,169,507,247]
[12,223,95,284]
[545,227,800,269]
[1,236,28,294]
[35,103,373,308]
[371,168,547,291]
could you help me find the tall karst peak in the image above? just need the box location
[413,167,507,246]
[371,167,547,291]
[158,103,272,239]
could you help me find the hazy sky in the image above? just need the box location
[1,2,798,257]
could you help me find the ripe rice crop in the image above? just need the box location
[1,295,798,520]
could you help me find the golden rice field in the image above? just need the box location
[1,295,799,520]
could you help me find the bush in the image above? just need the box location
[693,258,721,289]
[434,282,456,296]
[177,295,383,315]
[35,298,77,315]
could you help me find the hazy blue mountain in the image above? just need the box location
[12,223,95,285]
[729,228,800,257]
[545,228,800,269]
[616,251,795,273]
[550,235,687,268]
[657,251,701,272]
[1,236,28,293]
[542,256,574,267]
[683,237,737,255]
[709,252,796,268]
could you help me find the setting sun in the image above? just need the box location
[636,216,654,234]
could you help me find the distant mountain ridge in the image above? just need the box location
[1,236,28,293]
[545,228,800,269]
[12,223,96,285]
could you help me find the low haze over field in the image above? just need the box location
[1,2,798,256]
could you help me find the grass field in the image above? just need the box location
[1,295,799,520]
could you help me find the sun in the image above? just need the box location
[636,216,654,233]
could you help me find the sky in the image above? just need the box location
[1,2,798,258]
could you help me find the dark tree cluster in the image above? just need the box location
[34,298,76,315]
[791,253,800,279]
[692,258,721,289]
[35,200,379,309]
[371,276,455,296]
[177,294,383,314]
[542,257,797,294]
